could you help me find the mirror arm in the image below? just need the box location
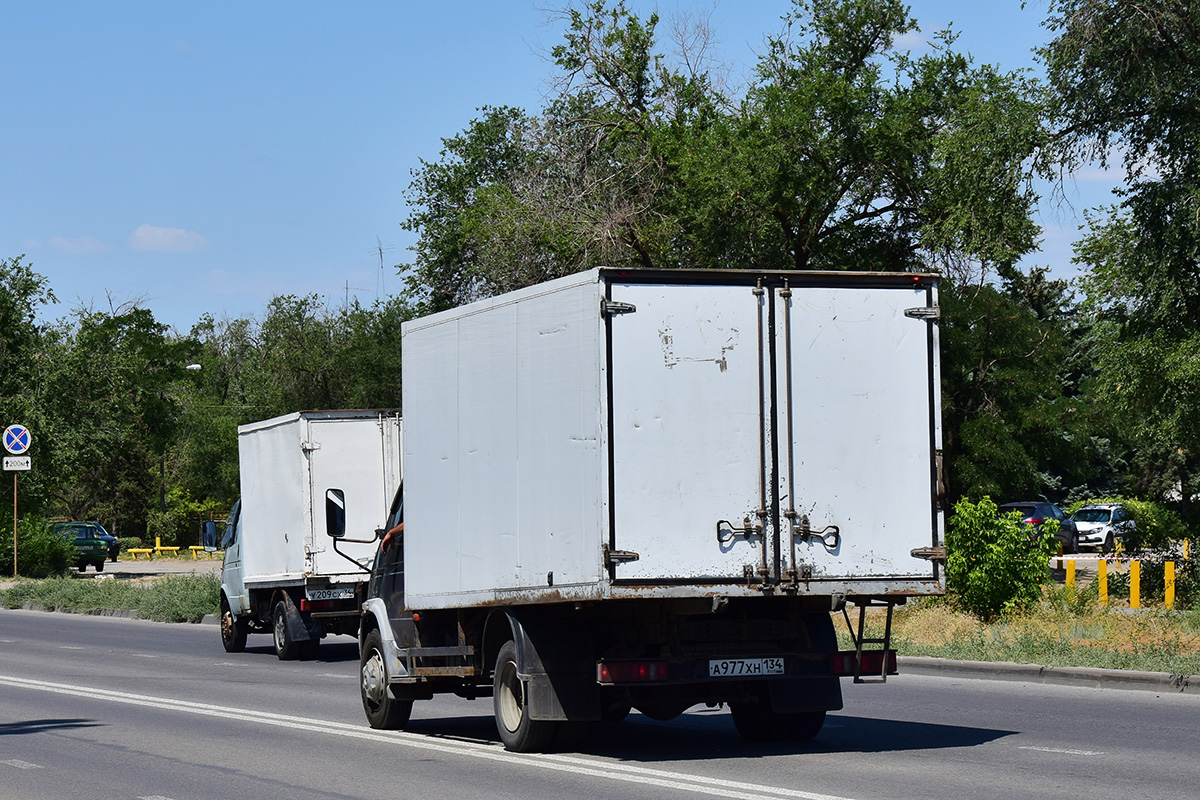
[328,528,382,574]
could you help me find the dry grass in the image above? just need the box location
[839,590,1200,676]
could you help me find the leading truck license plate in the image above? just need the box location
[709,657,785,677]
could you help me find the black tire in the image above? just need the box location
[272,600,302,660]
[1103,533,1115,553]
[360,628,412,730]
[493,640,556,752]
[94,560,104,572]
[220,596,248,653]
[77,563,86,573]
[731,695,826,742]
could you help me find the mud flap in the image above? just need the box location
[509,613,601,722]
[280,593,323,642]
[768,676,843,713]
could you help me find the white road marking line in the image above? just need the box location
[0,759,43,769]
[319,673,351,679]
[137,795,176,800]
[0,673,855,800]
[59,646,84,650]
[130,653,158,659]
[1019,746,1105,756]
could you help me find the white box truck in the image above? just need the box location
[210,410,402,659]
[327,268,945,750]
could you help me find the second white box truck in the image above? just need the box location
[211,410,402,659]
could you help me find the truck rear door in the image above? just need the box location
[604,272,941,588]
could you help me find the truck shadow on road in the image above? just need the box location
[403,710,1014,760]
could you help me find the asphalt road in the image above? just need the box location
[2,608,1199,800]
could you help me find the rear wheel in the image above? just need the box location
[360,628,412,729]
[272,600,302,660]
[493,640,556,752]
[220,596,247,653]
[731,694,826,741]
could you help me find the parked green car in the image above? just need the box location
[52,522,112,572]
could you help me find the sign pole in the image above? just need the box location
[12,473,16,577]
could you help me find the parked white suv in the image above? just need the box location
[1071,504,1135,552]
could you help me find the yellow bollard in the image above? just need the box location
[1166,562,1175,609]
[1066,560,1075,597]
[1185,539,1190,560]
[1130,560,1140,609]
[1098,560,1108,606]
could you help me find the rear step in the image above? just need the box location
[842,598,896,683]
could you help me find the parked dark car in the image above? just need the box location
[52,522,111,572]
[998,502,1078,554]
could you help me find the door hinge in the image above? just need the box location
[910,546,947,562]
[601,300,637,317]
[301,440,321,452]
[904,306,940,321]
[603,544,640,565]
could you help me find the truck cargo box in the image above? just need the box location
[401,269,943,610]
[236,409,402,588]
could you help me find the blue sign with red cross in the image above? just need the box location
[3,424,30,455]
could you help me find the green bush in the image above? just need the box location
[0,518,76,578]
[945,496,1061,621]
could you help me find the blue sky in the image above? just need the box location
[2,1,1116,333]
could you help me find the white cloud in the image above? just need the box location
[129,224,208,252]
[893,29,931,50]
[49,236,107,254]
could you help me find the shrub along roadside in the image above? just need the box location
[0,518,77,578]
[945,496,1061,620]
[0,574,219,623]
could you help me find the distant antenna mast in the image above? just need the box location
[369,236,395,299]
[344,280,371,309]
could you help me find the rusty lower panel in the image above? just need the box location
[405,578,944,611]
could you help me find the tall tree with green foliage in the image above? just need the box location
[1042,0,1200,522]
[402,0,1047,311]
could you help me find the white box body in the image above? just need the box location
[402,269,943,610]
[237,410,402,588]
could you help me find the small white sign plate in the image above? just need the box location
[3,456,31,471]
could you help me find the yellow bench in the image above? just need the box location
[128,548,153,560]
[188,546,218,559]
[155,546,180,556]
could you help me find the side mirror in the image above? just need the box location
[201,521,219,552]
[326,488,347,539]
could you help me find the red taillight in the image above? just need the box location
[1025,517,1044,526]
[831,650,897,676]
[597,660,669,684]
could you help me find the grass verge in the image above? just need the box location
[839,591,1200,676]
[0,574,219,623]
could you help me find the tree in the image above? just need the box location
[1042,0,1200,522]
[401,0,1047,310]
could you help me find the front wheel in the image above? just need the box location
[493,640,556,752]
[360,629,412,729]
[220,596,247,653]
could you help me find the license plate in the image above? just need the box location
[709,657,785,677]
[306,587,355,601]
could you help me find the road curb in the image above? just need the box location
[899,655,1200,695]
